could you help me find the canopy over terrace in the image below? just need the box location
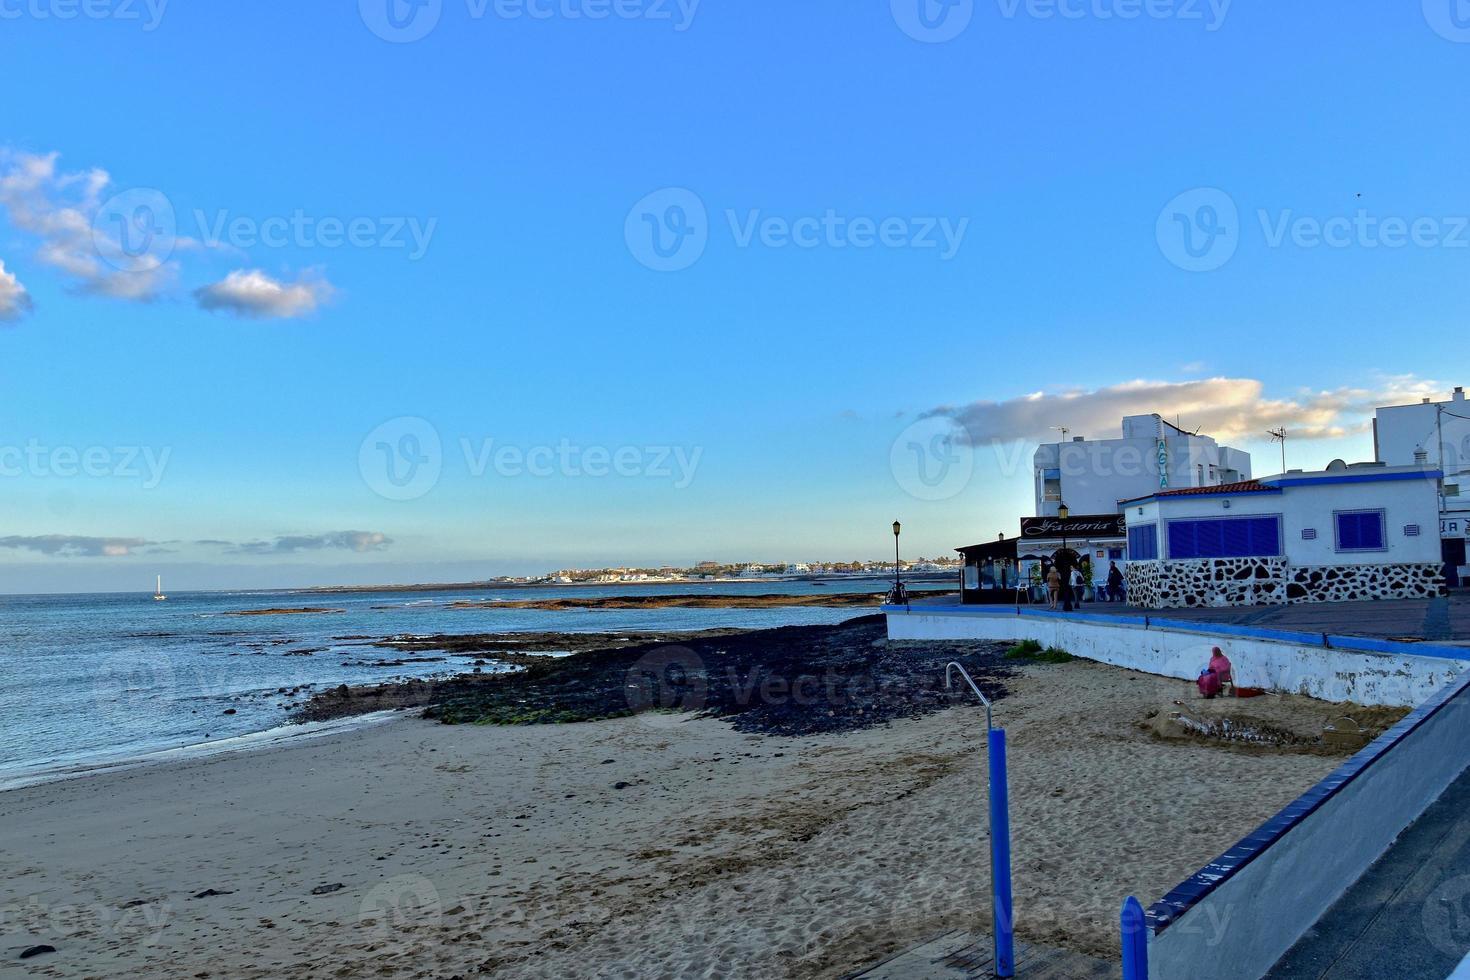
[956,534,1020,604]
[957,514,1128,604]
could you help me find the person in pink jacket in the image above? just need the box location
[1209,647,1234,694]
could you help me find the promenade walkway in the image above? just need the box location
[929,593,1470,644]
[1265,765,1470,979]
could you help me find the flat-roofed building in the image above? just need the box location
[1034,414,1252,518]
[1373,385,1469,587]
[1123,463,1444,608]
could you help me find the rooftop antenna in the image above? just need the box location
[1267,427,1287,474]
[1051,425,1071,444]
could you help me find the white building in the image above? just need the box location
[1373,386,1469,587]
[1034,414,1252,518]
[1123,463,1444,607]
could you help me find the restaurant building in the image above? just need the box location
[1122,463,1445,608]
[957,413,1250,603]
[958,514,1131,603]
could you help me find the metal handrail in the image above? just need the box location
[946,661,993,731]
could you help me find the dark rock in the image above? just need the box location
[19,945,56,960]
[613,781,632,790]
[222,708,236,715]
[192,889,234,899]
[311,883,345,895]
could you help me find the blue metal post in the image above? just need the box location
[1121,896,1148,980]
[989,728,1015,977]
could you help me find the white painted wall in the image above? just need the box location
[1126,473,1442,566]
[886,609,1469,706]
[1376,392,1470,520]
[1033,415,1252,518]
[1149,674,1470,980]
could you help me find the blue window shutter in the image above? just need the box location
[1364,513,1384,549]
[1336,511,1384,551]
[1260,517,1280,555]
[1166,517,1281,559]
[1168,521,1194,559]
[1222,519,1249,556]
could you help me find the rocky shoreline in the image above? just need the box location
[440,591,898,610]
[293,615,1013,737]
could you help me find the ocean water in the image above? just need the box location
[0,577,940,788]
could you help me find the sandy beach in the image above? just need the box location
[0,655,1377,979]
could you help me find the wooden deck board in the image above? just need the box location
[847,931,1118,980]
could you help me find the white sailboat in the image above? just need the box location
[154,574,167,601]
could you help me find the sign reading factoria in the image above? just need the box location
[1021,514,1127,539]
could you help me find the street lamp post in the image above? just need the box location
[1058,503,1073,612]
[891,521,907,606]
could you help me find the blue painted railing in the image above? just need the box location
[989,729,1014,977]
[1121,895,1148,979]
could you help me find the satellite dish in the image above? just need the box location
[1326,459,1348,472]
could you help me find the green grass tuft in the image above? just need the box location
[1005,639,1073,663]
[1004,639,1043,659]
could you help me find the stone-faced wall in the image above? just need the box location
[1126,559,1444,609]
[1126,558,1287,609]
[1286,563,1444,603]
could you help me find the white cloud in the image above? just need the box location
[0,535,154,557]
[927,375,1445,445]
[0,259,32,321]
[194,268,334,319]
[0,150,178,301]
[220,531,393,555]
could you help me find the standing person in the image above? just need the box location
[1071,565,1087,603]
[1046,563,1062,609]
[1107,561,1125,603]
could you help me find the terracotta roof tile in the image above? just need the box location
[1153,480,1276,497]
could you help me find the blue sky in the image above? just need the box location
[1,0,1468,592]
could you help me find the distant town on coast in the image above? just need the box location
[299,557,964,593]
